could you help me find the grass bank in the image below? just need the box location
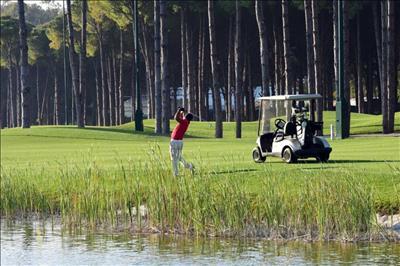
[1,112,400,240]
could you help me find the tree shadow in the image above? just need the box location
[47,126,209,139]
[4,133,133,142]
[78,126,158,136]
[351,124,400,129]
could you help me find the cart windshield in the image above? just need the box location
[259,99,287,135]
[257,98,316,136]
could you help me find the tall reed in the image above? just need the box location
[0,145,388,240]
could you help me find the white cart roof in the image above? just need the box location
[257,94,322,101]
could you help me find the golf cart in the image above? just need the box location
[252,94,332,163]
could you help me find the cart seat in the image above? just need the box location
[284,121,297,138]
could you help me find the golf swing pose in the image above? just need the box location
[170,107,194,176]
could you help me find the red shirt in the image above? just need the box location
[171,115,190,140]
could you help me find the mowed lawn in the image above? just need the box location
[1,111,400,211]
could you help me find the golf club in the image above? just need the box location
[178,107,213,128]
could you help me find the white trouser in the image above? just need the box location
[169,139,191,176]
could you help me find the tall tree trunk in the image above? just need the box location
[160,0,170,135]
[1,75,6,128]
[372,2,383,108]
[6,74,10,127]
[282,0,292,119]
[146,67,151,119]
[198,14,206,121]
[119,29,124,125]
[113,49,119,124]
[8,55,15,128]
[201,18,208,121]
[333,0,339,112]
[154,0,162,134]
[326,63,334,110]
[304,0,315,94]
[387,0,395,132]
[343,0,350,137]
[150,57,155,120]
[235,0,243,138]
[146,26,155,120]
[139,23,153,120]
[381,1,388,132]
[243,55,248,121]
[40,70,50,125]
[354,61,359,112]
[18,0,30,128]
[356,13,364,113]
[255,0,270,96]
[15,62,21,127]
[208,0,223,138]
[98,33,108,125]
[36,64,40,124]
[366,52,373,114]
[226,15,233,121]
[180,8,187,109]
[107,56,115,125]
[130,61,136,122]
[311,0,323,126]
[66,0,83,128]
[141,31,151,120]
[279,28,285,96]
[80,0,87,125]
[323,6,333,112]
[282,0,292,96]
[94,60,102,125]
[273,14,281,95]
[248,55,255,121]
[298,76,304,94]
[320,9,329,110]
[8,67,14,128]
[54,68,61,125]
[186,16,195,113]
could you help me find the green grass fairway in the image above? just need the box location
[1,111,400,213]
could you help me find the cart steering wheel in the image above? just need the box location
[274,118,286,130]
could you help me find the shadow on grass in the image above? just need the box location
[299,167,339,170]
[210,169,258,175]
[265,159,400,165]
[298,159,400,171]
[327,159,400,164]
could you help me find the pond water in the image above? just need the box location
[1,219,399,265]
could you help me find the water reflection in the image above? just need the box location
[1,219,399,265]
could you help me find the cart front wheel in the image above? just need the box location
[252,147,266,163]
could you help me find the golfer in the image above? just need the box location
[170,107,194,176]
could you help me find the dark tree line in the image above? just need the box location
[0,0,399,137]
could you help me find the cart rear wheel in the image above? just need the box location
[252,147,266,163]
[282,147,297,163]
[316,154,329,163]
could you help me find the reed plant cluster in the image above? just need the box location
[0,145,396,241]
